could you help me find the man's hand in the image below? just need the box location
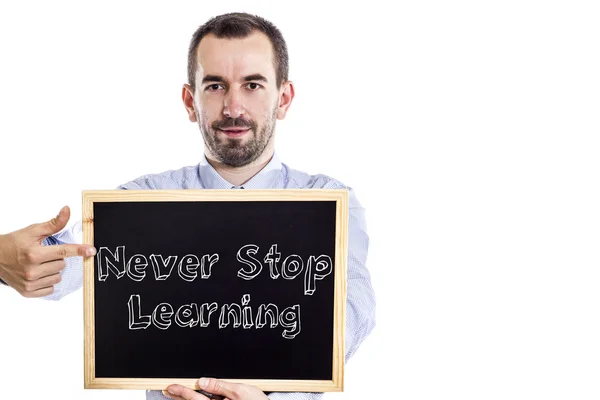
[164,378,270,400]
[0,206,96,297]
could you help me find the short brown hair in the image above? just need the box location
[187,12,289,90]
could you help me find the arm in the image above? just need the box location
[343,189,377,361]
[0,175,149,296]
[0,206,95,299]
[9,180,149,298]
[39,180,148,298]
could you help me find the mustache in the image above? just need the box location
[212,117,257,131]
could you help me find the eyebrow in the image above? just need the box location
[201,74,268,84]
[244,74,268,83]
[202,75,225,84]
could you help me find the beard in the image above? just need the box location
[197,108,278,168]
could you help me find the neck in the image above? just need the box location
[205,148,274,186]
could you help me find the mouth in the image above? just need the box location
[217,128,250,138]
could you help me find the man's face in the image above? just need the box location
[185,31,286,167]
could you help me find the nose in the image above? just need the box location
[223,88,245,119]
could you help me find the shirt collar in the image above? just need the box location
[198,153,283,189]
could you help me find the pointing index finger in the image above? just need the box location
[40,243,97,262]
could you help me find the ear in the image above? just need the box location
[276,81,295,120]
[182,84,198,122]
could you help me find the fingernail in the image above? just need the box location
[162,390,172,398]
[86,247,97,257]
[198,378,209,389]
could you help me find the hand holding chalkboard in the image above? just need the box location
[0,206,96,297]
[165,378,266,400]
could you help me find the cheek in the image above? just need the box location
[245,96,277,122]
[196,100,220,126]
[197,95,222,118]
[198,110,213,130]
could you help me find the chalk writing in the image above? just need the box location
[97,245,329,339]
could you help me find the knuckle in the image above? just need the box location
[49,216,59,228]
[206,378,218,392]
[23,281,34,292]
[57,246,68,258]
[212,379,233,396]
[77,246,87,257]
[23,268,36,281]
[30,254,41,265]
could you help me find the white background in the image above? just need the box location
[0,0,599,399]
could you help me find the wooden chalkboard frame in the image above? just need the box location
[82,189,348,392]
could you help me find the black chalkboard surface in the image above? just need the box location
[82,189,348,392]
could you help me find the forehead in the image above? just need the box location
[196,31,276,81]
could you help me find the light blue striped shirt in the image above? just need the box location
[45,153,376,400]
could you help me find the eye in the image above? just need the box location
[205,84,224,92]
[245,82,262,91]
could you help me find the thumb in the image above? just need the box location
[32,206,71,238]
[197,378,239,399]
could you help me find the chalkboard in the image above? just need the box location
[82,189,348,392]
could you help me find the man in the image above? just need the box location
[0,12,375,400]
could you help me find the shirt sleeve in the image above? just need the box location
[343,188,377,361]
